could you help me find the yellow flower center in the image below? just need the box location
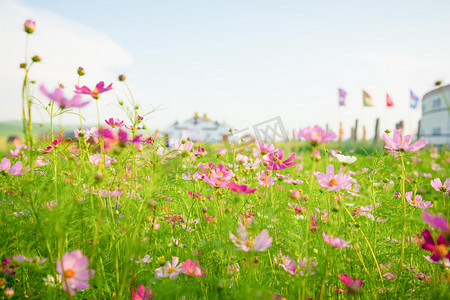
[316,133,321,138]
[329,179,338,186]
[277,159,283,164]
[188,269,194,275]
[172,215,179,221]
[64,269,75,279]
[246,240,254,248]
[440,186,448,192]
[167,267,175,274]
[436,244,449,256]
[91,87,99,95]
[412,200,419,205]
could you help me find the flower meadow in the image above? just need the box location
[0,19,449,300]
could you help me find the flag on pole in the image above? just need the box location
[363,90,374,107]
[338,88,347,106]
[386,93,394,107]
[410,90,419,109]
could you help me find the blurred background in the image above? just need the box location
[1,0,449,147]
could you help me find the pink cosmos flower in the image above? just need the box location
[383,129,428,152]
[315,165,352,191]
[75,81,113,100]
[274,253,317,276]
[173,140,194,153]
[226,181,257,194]
[164,214,184,228]
[229,225,272,252]
[89,154,116,167]
[105,118,124,128]
[298,125,336,145]
[263,147,297,170]
[405,191,432,209]
[415,229,450,262]
[13,254,46,264]
[74,127,98,140]
[322,233,350,248]
[42,134,62,154]
[217,148,227,157]
[422,212,450,234]
[199,163,235,188]
[257,170,276,188]
[339,274,364,293]
[0,158,24,175]
[131,285,153,300]
[181,259,206,277]
[40,85,89,109]
[255,141,276,156]
[431,178,450,197]
[155,256,183,279]
[310,214,318,232]
[56,250,95,296]
[24,19,35,34]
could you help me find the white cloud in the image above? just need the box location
[0,0,133,125]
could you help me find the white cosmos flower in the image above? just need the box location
[336,154,357,164]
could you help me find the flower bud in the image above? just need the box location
[118,74,126,81]
[156,256,165,266]
[24,19,35,34]
[20,63,27,69]
[202,207,208,213]
[290,190,301,200]
[147,199,157,208]
[94,172,103,182]
[77,67,85,76]
[31,55,41,62]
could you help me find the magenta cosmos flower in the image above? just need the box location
[1,257,17,275]
[56,250,95,296]
[40,85,89,109]
[229,225,272,252]
[181,259,206,277]
[339,274,364,293]
[405,191,432,209]
[315,164,352,191]
[75,81,113,100]
[24,19,35,34]
[105,118,125,128]
[0,158,24,175]
[226,181,257,194]
[422,212,450,234]
[131,285,153,300]
[431,178,450,197]
[322,233,350,248]
[263,147,297,170]
[383,129,428,152]
[42,134,62,155]
[416,229,450,262]
[155,256,183,279]
[298,125,336,145]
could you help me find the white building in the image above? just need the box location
[419,84,450,145]
[162,113,232,143]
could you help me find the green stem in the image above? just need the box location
[394,152,407,295]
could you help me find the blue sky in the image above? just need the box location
[2,0,449,138]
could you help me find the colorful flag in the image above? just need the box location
[386,93,394,107]
[338,88,347,106]
[410,90,419,109]
[362,90,374,107]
